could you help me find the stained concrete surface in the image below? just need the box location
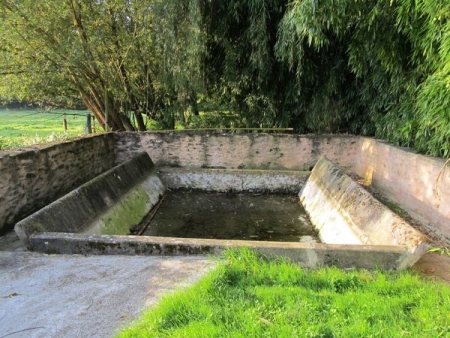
[158,167,310,194]
[0,240,213,338]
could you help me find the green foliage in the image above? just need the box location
[200,0,302,129]
[429,247,450,258]
[0,0,203,131]
[1,0,449,156]
[187,112,243,130]
[117,249,450,337]
[374,0,450,157]
[276,0,450,156]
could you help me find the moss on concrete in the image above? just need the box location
[82,187,151,235]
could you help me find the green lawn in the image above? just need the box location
[0,108,92,149]
[117,249,450,338]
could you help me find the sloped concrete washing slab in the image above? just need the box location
[15,152,165,245]
[300,156,429,270]
[15,152,429,270]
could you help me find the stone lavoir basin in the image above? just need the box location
[139,190,320,243]
[15,152,429,270]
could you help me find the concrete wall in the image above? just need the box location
[0,134,115,234]
[158,168,309,194]
[29,233,410,270]
[114,132,359,171]
[355,138,450,243]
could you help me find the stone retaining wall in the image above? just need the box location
[114,132,358,171]
[0,134,115,234]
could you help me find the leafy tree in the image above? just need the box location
[199,0,302,129]
[0,0,203,131]
[1,0,448,156]
[276,0,450,156]
[402,0,450,157]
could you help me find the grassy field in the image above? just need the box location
[0,108,92,149]
[0,107,239,150]
[117,249,450,338]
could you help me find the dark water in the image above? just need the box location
[143,191,319,242]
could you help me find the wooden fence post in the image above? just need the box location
[86,113,92,134]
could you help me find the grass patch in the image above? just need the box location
[117,249,450,337]
[0,108,91,149]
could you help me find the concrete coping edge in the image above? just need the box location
[29,232,412,270]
